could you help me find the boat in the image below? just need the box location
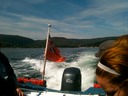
[17,24,106,96]
[18,67,106,96]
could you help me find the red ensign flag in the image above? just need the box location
[46,35,66,62]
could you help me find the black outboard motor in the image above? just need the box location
[61,67,81,91]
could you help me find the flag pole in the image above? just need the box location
[42,24,51,79]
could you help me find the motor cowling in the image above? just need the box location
[61,67,81,91]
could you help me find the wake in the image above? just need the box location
[21,51,98,91]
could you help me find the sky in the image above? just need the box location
[0,0,128,40]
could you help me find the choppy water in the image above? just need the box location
[1,47,99,91]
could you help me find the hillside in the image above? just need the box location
[0,34,35,47]
[0,34,119,48]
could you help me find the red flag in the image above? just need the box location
[46,35,66,62]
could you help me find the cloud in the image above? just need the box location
[0,0,128,40]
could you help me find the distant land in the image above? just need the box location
[0,34,119,48]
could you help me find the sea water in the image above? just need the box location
[1,47,99,91]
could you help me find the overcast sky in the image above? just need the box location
[0,0,128,40]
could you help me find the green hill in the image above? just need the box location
[0,34,34,47]
[0,34,119,48]
[51,37,118,47]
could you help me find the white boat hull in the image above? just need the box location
[21,87,105,96]
[27,92,99,96]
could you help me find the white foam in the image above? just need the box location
[21,51,97,91]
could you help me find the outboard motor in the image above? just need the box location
[61,67,81,91]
